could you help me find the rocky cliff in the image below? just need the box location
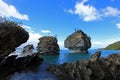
[48,51,120,80]
[37,36,60,55]
[0,18,44,79]
[0,18,29,60]
[64,30,91,53]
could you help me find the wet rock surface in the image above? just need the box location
[64,30,91,53]
[22,44,34,54]
[0,52,43,79]
[48,51,120,80]
[37,36,60,55]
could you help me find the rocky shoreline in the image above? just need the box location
[48,51,120,80]
[1,18,120,80]
[0,19,44,79]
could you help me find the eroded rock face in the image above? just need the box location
[22,44,34,54]
[64,30,91,53]
[0,53,43,78]
[0,44,43,79]
[37,36,60,55]
[0,21,29,59]
[48,51,120,80]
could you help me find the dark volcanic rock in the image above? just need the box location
[37,36,60,55]
[15,53,43,71]
[48,51,120,80]
[0,19,29,59]
[0,18,43,79]
[64,30,91,53]
[22,44,34,54]
[0,53,43,78]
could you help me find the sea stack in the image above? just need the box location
[64,30,91,53]
[37,36,60,55]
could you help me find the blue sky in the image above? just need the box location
[0,0,120,49]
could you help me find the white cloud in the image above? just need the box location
[19,25,42,48]
[41,29,51,34]
[92,41,107,49]
[102,6,120,17]
[91,37,120,49]
[116,23,120,29]
[67,9,74,14]
[58,41,67,50]
[68,0,100,21]
[67,0,120,22]
[0,0,29,20]
[21,25,34,33]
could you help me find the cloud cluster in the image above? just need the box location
[67,0,120,21]
[20,25,42,48]
[41,29,51,34]
[0,0,28,20]
[116,23,120,29]
[103,6,120,17]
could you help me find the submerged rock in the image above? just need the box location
[37,36,60,55]
[48,51,120,80]
[64,30,91,53]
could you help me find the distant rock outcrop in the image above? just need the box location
[37,36,60,55]
[22,44,34,54]
[64,30,91,53]
[48,51,120,80]
[0,19,29,59]
[105,41,120,50]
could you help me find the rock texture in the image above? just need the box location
[0,53,43,78]
[48,51,120,80]
[22,44,34,54]
[64,30,91,53]
[0,18,43,79]
[0,19,29,59]
[37,36,60,55]
[0,45,43,79]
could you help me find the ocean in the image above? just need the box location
[7,49,120,80]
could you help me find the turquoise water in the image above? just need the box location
[8,50,120,80]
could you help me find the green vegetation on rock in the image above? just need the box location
[105,41,120,50]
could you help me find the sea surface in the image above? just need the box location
[7,49,120,80]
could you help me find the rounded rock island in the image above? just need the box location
[37,36,60,55]
[64,30,91,53]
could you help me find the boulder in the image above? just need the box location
[37,36,60,55]
[15,53,43,71]
[0,53,43,78]
[22,44,34,54]
[64,30,91,53]
[0,18,43,79]
[90,51,101,62]
[0,19,29,59]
